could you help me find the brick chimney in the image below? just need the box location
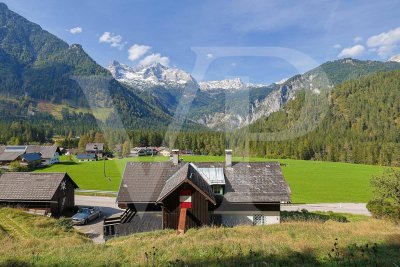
[172,149,179,165]
[225,149,232,167]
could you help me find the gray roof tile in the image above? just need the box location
[117,161,291,204]
[224,162,291,203]
[117,162,184,203]
[26,146,58,159]
[0,172,78,201]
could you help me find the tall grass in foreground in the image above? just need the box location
[0,208,399,266]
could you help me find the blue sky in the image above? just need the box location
[2,0,400,84]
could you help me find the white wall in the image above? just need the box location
[212,211,280,227]
[42,152,60,165]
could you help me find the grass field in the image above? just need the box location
[0,208,399,266]
[34,155,387,203]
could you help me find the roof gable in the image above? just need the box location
[156,163,216,205]
[117,162,184,203]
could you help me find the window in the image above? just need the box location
[212,185,223,195]
[253,214,264,225]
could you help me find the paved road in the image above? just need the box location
[73,195,371,242]
[74,195,123,243]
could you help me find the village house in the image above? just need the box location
[76,153,97,161]
[105,150,291,237]
[0,146,28,166]
[0,172,78,217]
[0,145,60,168]
[26,145,60,165]
[85,143,104,158]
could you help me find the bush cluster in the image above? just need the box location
[281,210,348,223]
[367,200,400,222]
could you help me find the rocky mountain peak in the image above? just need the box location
[108,60,197,89]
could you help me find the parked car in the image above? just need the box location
[72,207,102,225]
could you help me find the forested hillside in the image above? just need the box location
[235,70,400,166]
[0,3,178,131]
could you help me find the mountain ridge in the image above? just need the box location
[108,57,400,129]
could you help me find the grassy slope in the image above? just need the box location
[0,208,399,266]
[35,156,386,203]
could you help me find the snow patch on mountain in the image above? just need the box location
[388,55,400,63]
[108,60,197,89]
[199,78,266,91]
[275,78,288,85]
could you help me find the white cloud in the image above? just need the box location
[367,27,400,57]
[128,44,151,61]
[99,32,125,49]
[206,53,214,59]
[231,62,237,67]
[353,36,362,43]
[337,44,365,58]
[69,27,82,34]
[333,43,341,49]
[139,53,170,66]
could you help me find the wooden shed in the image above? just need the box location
[0,172,78,217]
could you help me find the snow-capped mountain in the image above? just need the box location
[388,55,400,63]
[199,78,266,91]
[108,60,197,89]
[107,58,400,130]
[109,60,270,91]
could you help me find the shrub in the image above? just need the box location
[367,199,400,222]
[326,212,348,223]
[281,211,348,223]
[9,161,29,172]
[368,169,400,222]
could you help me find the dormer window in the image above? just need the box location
[212,185,224,195]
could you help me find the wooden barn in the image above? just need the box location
[108,150,291,237]
[0,172,78,216]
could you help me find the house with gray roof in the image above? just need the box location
[108,150,291,237]
[0,146,27,165]
[0,172,78,216]
[26,145,60,165]
[0,145,60,168]
[85,143,104,158]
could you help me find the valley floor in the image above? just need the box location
[35,156,387,203]
[0,208,398,266]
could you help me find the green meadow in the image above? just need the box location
[35,156,386,203]
[1,208,399,266]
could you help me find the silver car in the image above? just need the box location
[72,207,102,225]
